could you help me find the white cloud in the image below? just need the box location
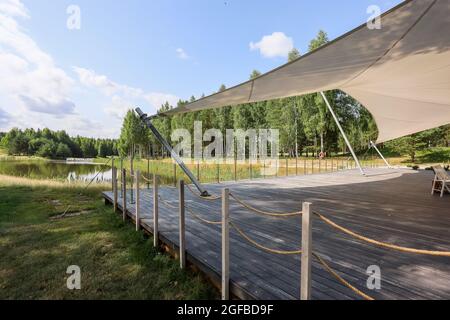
[250,32,294,58]
[0,0,76,117]
[0,0,28,18]
[73,67,179,119]
[176,48,189,60]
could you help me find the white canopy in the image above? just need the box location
[165,0,450,143]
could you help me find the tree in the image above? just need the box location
[118,109,149,158]
[36,141,56,158]
[250,70,262,80]
[309,30,329,51]
[55,143,72,159]
[288,48,301,62]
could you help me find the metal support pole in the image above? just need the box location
[174,163,177,187]
[122,169,127,221]
[370,141,392,168]
[136,108,210,197]
[135,170,140,231]
[130,157,134,204]
[153,174,159,248]
[286,158,289,177]
[222,188,230,300]
[178,180,186,269]
[147,156,150,189]
[320,92,365,176]
[111,157,115,191]
[113,167,118,213]
[301,202,312,300]
[120,158,124,198]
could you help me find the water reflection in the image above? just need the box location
[0,160,112,183]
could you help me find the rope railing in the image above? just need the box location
[141,175,152,183]
[229,192,302,218]
[229,221,302,255]
[313,211,450,257]
[185,183,222,201]
[187,206,222,226]
[312,252,374,301]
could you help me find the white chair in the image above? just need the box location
[431,165,450,198]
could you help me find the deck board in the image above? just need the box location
[103,168,450,300]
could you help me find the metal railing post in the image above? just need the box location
[217,162,220,183]
[130,157,134,204]
[222,188,230,300]
[178,180,186,269]
[120,158,124,198]
[113,166,118,212]
[286,158,289,177]
[122,169,127,221]
[301,202,312,300]
[147,157,150,189]
[153,174,159,248]
[135,170,140,231]
[234,157,237,181]
[111,157,115,191]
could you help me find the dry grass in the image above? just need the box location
[0,174,110,189]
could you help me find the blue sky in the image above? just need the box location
[0,0,402,138]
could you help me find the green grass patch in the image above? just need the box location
[0,179,217,300]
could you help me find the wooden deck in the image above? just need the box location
[102,168,450,300]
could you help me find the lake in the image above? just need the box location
[0,159,112,183]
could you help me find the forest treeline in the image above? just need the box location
[0,128,118,159]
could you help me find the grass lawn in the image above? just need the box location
[0,175,217,299]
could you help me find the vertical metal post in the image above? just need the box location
[222,188,230,300]
[174,163,177,187]
[263,159,266,179]
[122,169,127,221]
[131,157,134,203]
[178,180,186,269]
[217,162,220,183]
[120,158,124,198]
[286,158,289,177]
[234,157,237,181]
[135,170,140,231]
[296,156,298,176]
[304,159,306,175]
[153,174,159,248]
[320,92,365,176]
[301,202,312,300]
[370,141,392,168]
[113,167,118,212]
[147,156,150,189]
[111,157,115,191]
[276,159,279,177]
